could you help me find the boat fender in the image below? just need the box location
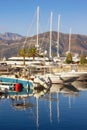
[14,83,22,92]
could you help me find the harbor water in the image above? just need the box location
[0,82,87,130]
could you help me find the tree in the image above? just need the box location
[18,47,27,65]
[65,52,73,64]
[80,54,87,65]
[27,47,41,60]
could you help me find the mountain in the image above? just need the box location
[23,31,87,56]
[0,31,87,59]
[0,32,23,41]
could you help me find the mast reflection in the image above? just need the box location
[0,74,86,129]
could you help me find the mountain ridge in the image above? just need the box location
[0,31,87,59]
[0,32,23,41]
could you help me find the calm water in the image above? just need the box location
[0,84,87,130]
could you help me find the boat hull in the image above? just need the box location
[0,76,33,91]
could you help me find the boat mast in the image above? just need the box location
[36,6,39,50]
[57,15,60,58]
[69,28,72,53]
[49,12,53,59]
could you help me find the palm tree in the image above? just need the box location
[27,47,42,60]
[18,47,27,65]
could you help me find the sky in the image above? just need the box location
[0,0,87,36]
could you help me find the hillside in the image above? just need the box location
[0,31,87,59]
[0,32,23,41]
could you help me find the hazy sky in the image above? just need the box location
[0,0,87,36]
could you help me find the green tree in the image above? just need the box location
[80,54,87,65]
[65,52,73,64]
[18,47,27,65]
[27,47,41,60]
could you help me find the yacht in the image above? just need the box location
[3,56,54,66]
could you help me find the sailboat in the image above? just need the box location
[33,12,63,84]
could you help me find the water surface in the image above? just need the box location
[0,84,87,130]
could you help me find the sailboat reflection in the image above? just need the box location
[56,92,60,123]
[0,75,86,129]
[49,92,52,123]
[33,84,50,129]
[31,80,86,127]
[49,92,60,123]
[36,97,39,129]
[49,83,79,121]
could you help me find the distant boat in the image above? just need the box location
[30,65,63,84]
[5,56,54,66]
[38,73,63,84]
[59,71,87,81]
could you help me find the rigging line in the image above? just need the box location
[23,9,37,48]
[39,15,50,51]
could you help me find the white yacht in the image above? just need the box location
[3,56,54,66]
